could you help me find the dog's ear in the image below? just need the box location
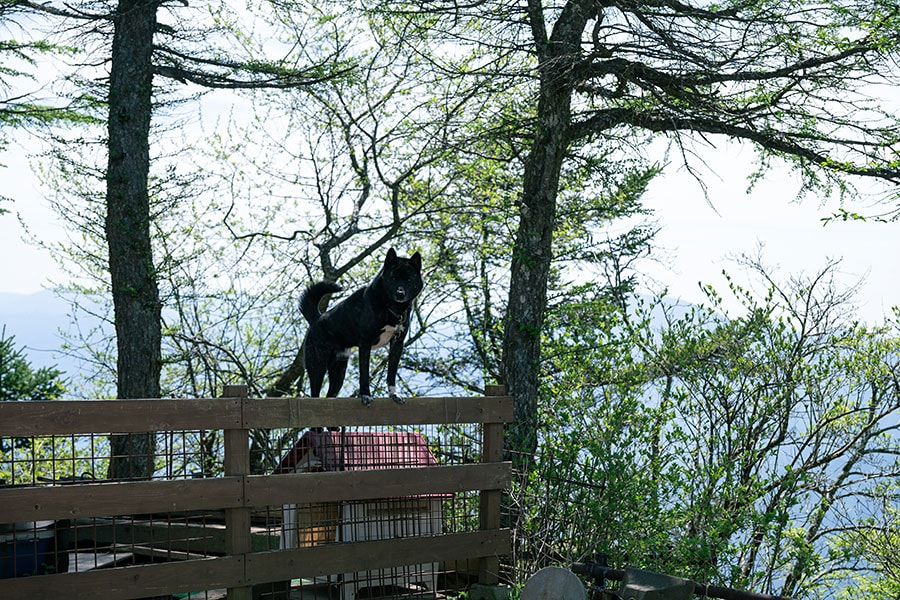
[385,247,398,264]
[410,251,422,271]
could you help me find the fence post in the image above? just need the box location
[479,384,506,586]
[223,385,252,600]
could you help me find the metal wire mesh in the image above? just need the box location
[1,421,486,599]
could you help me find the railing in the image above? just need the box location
[0,385,512,600]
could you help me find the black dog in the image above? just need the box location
[301,248,423,406]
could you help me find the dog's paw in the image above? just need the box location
[360,394,373,406]
[390,393,406,405]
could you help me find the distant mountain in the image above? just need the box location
[0,290,84,375]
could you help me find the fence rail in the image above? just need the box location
[0,386,512,600]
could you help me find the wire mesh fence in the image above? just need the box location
[0,396,508,600]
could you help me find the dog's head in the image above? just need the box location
[380,247,423,305]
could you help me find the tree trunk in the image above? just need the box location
[105,0,160,481]
[502,2,584,465]
[502,139,564,464]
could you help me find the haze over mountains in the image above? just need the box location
[0,290,88,376]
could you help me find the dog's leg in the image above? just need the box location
[358,344,374,406]
[386,334,406,405]
[325,351,349,398]
[305,345,327,398]
[324,354,349,432]
[304,345,329,433]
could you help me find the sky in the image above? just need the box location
[1,133,898,325]
[640,141,899,325]
[0,146,66,294]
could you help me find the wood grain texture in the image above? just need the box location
[246,529,512,583]
[3,555,245,600]
[0,398,242,435]
[3,531,510,599]
[2,477,243,522]
[241,395,514,428]
[0,396,512,435]
[245,462,511,506]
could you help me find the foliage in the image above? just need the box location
[0,1,96,213]
[364,0,900,470]
[0,327,66,404]
[832,482,900,599]
[0,327,68,482]
[0,3,91,130]
[514,259,900,599]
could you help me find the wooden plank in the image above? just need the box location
[1,477,243,522]
[245,462,511,506]
[480,384,507,585]
[484,384,507,397]
[3,555,246,600]
[246,529,511,584]
[224,429,252,556]
[480,422,506,532]
[0,398,242,436]
[222,389,254,600]
[3,530,510,599]
[0,395,514,436]
[241,395,514,428]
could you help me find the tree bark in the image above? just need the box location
[503,131,566,464]
[502,0,590,464]
[105,0,160,480]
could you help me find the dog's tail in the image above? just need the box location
[300,281,343,324]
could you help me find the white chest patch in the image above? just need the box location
[372,323,403,349]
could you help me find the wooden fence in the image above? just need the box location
[0,385,512,600]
